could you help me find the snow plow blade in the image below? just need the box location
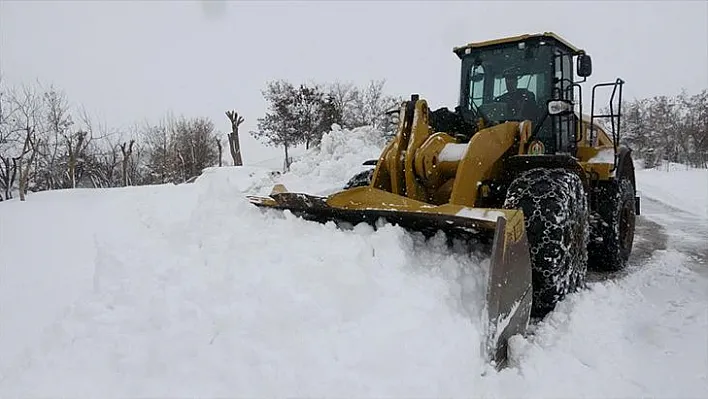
[247,185,532,366]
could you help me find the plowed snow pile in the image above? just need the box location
[0,126,491,397]
[1,126,707,397]
[277,124,386,195]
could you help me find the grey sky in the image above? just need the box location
[2,0,707,164]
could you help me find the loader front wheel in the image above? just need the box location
[503,168,590,318]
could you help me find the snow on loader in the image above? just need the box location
[248,32,639,367]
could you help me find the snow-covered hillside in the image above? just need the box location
[1,126,706,397]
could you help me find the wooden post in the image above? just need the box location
[225,110,244,166]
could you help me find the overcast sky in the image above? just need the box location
[2,0,707,164]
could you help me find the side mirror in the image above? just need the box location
[547,99,574,116]
[577,54,592,77]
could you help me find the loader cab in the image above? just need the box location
[454,33,589,155]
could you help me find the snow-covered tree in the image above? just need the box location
[250,80,300,171]
[621,89,708,168]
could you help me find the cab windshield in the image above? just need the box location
[463,43,552,125]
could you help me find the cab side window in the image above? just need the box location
[469,64,485,110]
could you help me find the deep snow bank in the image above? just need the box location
[0,161,493,397]
[0,183,202,384]
[0,125,496,397]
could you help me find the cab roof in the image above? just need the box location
[453,32,585,58]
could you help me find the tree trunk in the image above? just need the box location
[216,138,223,167]
[19,133,39,201]
[66,131,86,189]
[68,155,76,189]
[121,151,127,187]
[228,132,243,166]
[177,150,187,183]
[121,140,135,187]
[190,138,197,178]
[18,168,26,201]
[226,110,244,166]
[9,158,19,200]
[283,142,290,172]
[0,157,18,200]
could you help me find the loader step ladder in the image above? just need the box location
[590,78,625,172]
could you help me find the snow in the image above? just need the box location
[439,143,468,162]
[490,298,522,347]
[276,124,385,196]
[0,126,489,397]
[0,183,489,397]
[489,249,708,398]
[519,120,529,133]
[636,161,708,219]
[457,207,506,222]
[586,147,615,163]
[1,125,707,397]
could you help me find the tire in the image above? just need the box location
[344,168,374,189]
[503,168,590,318]
[588,178,636,272]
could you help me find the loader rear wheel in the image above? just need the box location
[503,168,590,318]
[588,178,636,271]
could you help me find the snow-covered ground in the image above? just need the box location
[1,126,706,397]
[636,161,708,220]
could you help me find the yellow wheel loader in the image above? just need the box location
[248,32,639,367]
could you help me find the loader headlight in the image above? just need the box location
[547,99,574,116]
